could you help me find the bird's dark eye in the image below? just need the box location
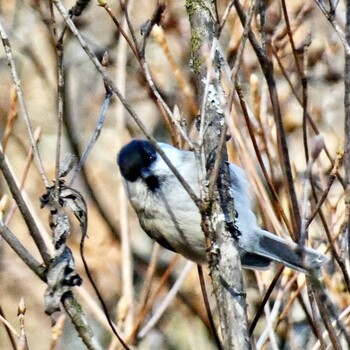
[147,152,156,162]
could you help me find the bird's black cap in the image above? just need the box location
[117,140,157,182]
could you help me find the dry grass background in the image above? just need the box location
[0,0,349,349]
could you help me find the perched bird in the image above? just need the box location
[117,139,327,273]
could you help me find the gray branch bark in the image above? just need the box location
[186,1,251,348]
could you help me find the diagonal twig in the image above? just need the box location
[0,20,49,188]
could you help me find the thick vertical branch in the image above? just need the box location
[186,1,251,348]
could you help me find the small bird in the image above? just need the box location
[117,139,327,274]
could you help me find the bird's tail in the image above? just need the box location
[252,230,328,274]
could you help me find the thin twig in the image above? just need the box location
[198,37,219,148]
[310,182,350,292]
[62,85,121,241]
[74,285,119,336]
[208,124,227,200]
[17,298,28,350]
[137,261,193,339]
[124,255,179,345]
[1,85,18,153]
[257,273,296,349]
[118,0,138,56]
[61,292,104,350]
[0,221,46,280]
[197,265,223,350]
[0,148,51,266]
[271,45,345,189]
[309,281,343,350]
[141,59,194,148]
[280,0,303,78]
[306,145,343,228]
[218,0,235,34]
[152,26,197,116]
[69,88,112,186]
[136,244,160,313]
[229,0,256,86]
[55,29,65,200]
[0,20,49,187]
[300,135,324,247]
[297,291,320,339]
[307,282,327,350]
[5,127,41,225]
[312,304,350,350]
[281,0,312,173]
[235,82,293,235]
[80,236,130,349]
[114,8,134,338]
[249,267,284,335]
[251,74,276,181]
[0,305,19,349]
[50,314,66,350]
[98,1,138,59]
[314,0,350,55]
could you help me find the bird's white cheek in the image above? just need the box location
[124,180,150,211]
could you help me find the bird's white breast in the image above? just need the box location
[125,148,207,262]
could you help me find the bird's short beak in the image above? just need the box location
[140,168,152,180]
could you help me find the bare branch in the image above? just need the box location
[314,0,350,55]
[62,292,104,350]
[0,221,46,280]
[0,149,51,266]
[0,20,49,187]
